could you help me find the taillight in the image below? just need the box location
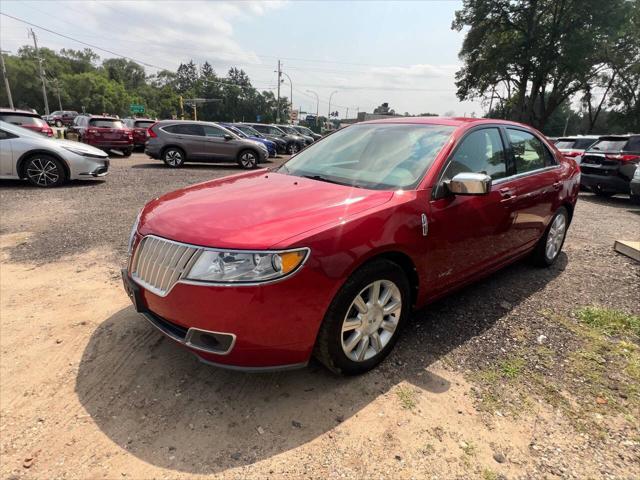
[605,154,640,162]
[42,126,53,136]
[147,122,158,138]
[87,128,98,135]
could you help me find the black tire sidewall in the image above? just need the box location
[163,147,185,168]
[237,149,258,169]
[25,155,66,187]
[317,259,410,375]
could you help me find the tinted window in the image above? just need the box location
[269,126,285,135]
[573,138,598,149]
[251,124,267,133]
[203,125,227,138]
[0,114,45,127]
[164,124,204,136]
[281,124,454,190]
[623,136,640,152]
[0,129,17,140]
[507,129,552,173]
[134,120,154,129]
[89,118,124,128]
[555,140,576,149]
[589,139,628,152]
[443,128,507,181]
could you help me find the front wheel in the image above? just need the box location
[162,147,185,168]
[24,155,67,187]
[237,149,258,169]
[314,259,410,375]
[530,207,568,267]
[122,148,133,158]
[287,142,300,155]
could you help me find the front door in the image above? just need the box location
[202,125,238,160]
[424,127,514,293]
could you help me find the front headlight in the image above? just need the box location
[128,210,142,255]
[185,248,309,284]
[61,145,106,158]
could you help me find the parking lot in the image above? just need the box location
[1,153,639,479]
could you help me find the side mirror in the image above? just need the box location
[223,134,233,140]
[446,172,492,195]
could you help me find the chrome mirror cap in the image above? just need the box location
[446,172,492,195]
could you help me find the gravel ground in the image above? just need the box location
[1,152,639,479]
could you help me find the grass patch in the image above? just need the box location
[499,357,525,379]
[482,469,498,480]
[576,306,640,338]
[459,440,476,456]
[396,385,417,410]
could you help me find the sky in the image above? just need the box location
[0,0,484,118]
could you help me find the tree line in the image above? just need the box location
[453,0,640,134]
[0,46,288,123]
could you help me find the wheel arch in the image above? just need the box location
[160,144,186,159]
[17,149,71,180]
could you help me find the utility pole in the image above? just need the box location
[281,72,293,123]
[29,28,49,115]
[346,107,349,120]
[0,51,14,109]
[276,60,282,124]
[306,89,319,127]
[328,90,338,119]
[179,96,184,119]
[52,78,62,110]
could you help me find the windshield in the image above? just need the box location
[226,126,246,137]
[280,126,297,135]
[236,125,261,137]
[0,114,46,127]
[90,118,124,128]
[279,123,455,190]
[589,139,628,152]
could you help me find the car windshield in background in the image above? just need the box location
[590,139,628,152]
[134,121,154,128]
[573,138,598,149]
[235,125,259,136]
[555,140,575,149]
[281,126,298,134]
[279,123,455,190]
[1,115,45,127]
[90,119,124,128]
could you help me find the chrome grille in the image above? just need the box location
[131,236,200,296]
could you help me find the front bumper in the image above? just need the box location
[121,248,338,370]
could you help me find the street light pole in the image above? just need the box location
[281,72,293,123]
[306,89,319,126]
[29,28,49,115]
[0,51,14,109]
[328,90,338,120]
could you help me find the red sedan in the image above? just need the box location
[122,117,580,375]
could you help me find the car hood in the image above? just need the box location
[139,170,394,249]
[53,139,109,156]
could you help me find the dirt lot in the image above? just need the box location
[1,153,639,480]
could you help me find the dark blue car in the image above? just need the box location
[220,123,277,157]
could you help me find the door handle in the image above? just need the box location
[499,187,516,199]
[552,181,561,191]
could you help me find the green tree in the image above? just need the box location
[452,0,630,129]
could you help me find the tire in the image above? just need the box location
[162,147,185,168]
[591,185,614,197]
[530,206,569,267]
[237,149,258,169]
[314,259,410,375]
[122,148,133,158]
[287,142,300,155]
[24,154,67,187]
[55,120,63,128]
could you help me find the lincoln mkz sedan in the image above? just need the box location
[122,117,580,375]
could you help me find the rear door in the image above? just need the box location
[499,127,562,251]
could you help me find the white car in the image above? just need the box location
[0,120,109,187]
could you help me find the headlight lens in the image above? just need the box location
[185,248,308,284]
[61,145,106,158]
[128,210,142,255]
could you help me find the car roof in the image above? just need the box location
[557,135,601,141]
[0,108,39,117]
[360,116,533,129]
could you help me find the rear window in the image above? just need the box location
[589,139,628,152]
[623,136,640,152]
[134,121,154,129]
[573,138,598,149]
[0,114,45,127]
[555,140,575,149]
[90,118,124,128]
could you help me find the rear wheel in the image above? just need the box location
[237,149,258,169]
[163,147,185,168]
[24,154,66,187]
[530,207,568,267]
[314,259,410,375]
[122,148,133,157]
[287,142,300,155]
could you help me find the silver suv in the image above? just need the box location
[145,120,269,169]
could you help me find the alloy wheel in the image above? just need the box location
[165,150,182,166]
[545,213,566,261]
[240,151,257,168]
[26,158,60,187]
[340,279,402,362]
[288,143,299,155]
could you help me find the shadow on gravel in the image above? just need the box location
[0,179,106,190]
[579,192,639,211]
[75,254,566,474]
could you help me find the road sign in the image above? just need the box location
[130,104,145,114]
[290,109,299,121]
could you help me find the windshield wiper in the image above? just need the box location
[302,175,359,187]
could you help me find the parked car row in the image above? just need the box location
[552,134,640,201]
[43,110,79,127]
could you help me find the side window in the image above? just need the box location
[624,136,640,152]
[252,125,266,133]
[166,124,204,136]
[202,125,226,138]
[442,128,507,181]
[507,129,553,172]
[0,129,17,140]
